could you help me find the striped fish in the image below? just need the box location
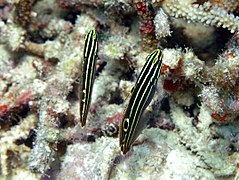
[79,29,98,127]
[119,49,163,154]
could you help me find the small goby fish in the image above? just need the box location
[79,29,98,127]
[119,49,163,154]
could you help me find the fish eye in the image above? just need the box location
[123,118,129,132]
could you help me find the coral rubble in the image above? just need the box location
[0,0,239,179]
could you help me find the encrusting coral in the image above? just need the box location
[0,113,39,178]
[162,0,239,33]
[0,0,239,179]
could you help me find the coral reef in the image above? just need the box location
[0,0,239,179]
